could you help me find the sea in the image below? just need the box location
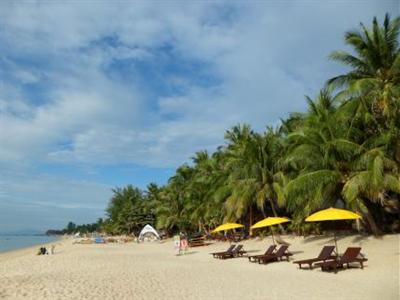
[0,235,59,253]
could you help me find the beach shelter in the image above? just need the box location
[138,224,161,241]
[211,223,244,233]
[251,217,291,245]
[305,207,361,254]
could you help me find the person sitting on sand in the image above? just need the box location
[38,246,49,255]
[37,247,46,255]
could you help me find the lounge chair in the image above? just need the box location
[210,244,236,258]
[248,245,276,262]
[219,244,246,259]
[317,247,368,273]
[293,246,336,269]
[258,245,292,264]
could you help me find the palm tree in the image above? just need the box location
[154,165,194,232]
[187,150,228,232]
[105,185,146,234]
[328,14,400,130]
[222,124,287,233]
[285,90,399,234]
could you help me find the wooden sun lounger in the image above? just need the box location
[211,244,236,258]
[219,244,246,259]
[293,246,336,270]
[258,245,292,264]
[248,245,277,262]
[317,247,368,273]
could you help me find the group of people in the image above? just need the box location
[174,233,189,255]
[37,245,55,256]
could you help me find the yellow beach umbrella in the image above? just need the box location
[305,207,361,254]
[251,217,291,245]
[211,222,244,233]
[305,207,361,222]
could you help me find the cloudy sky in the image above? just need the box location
[0,1,397,232]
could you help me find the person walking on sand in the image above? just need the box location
[180,238,188,255]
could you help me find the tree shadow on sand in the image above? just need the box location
[303,235,346,244]
[243,249,263,254]
[351,235,371,244]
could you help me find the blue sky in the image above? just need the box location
[0,1,397,232]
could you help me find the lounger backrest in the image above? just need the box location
[265,245,276,255]
[317,246,336,260]
[226,244,236,253]
[275,245,289,256]
[340,247,361,263]
[232,244,243,253]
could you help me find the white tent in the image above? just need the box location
[138,224,161,241]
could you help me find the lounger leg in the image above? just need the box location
[309,263,313,270]
[360,262,364,269]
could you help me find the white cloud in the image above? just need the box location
[0,1,393,168]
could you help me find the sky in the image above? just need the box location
[0,1,397,233]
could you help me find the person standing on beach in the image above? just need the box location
[173,235,181,255]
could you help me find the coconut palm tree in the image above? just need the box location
[285,90,399,234]
[222,124,287,232]
[328,14,400,130]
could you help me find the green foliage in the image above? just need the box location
[103,185,155,235]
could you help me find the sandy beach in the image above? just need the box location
[0,234,398,300]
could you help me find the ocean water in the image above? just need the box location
[0,235,59,253]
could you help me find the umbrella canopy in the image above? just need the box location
[305,207,361,254]
[211,222,244,233]
[251,217,291,229]
[250,217,291,245]
[305,207,361,222]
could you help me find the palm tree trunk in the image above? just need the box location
[363,210,382,236]
[249,205,253,237]
[361,199,382,236]
[269,198,284,232]
[269,198,278,217]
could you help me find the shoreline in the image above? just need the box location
[0,236,65,261]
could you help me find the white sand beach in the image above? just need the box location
[0,234,399,300]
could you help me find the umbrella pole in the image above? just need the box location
[271,228,276,245]
[334,231,339,256]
